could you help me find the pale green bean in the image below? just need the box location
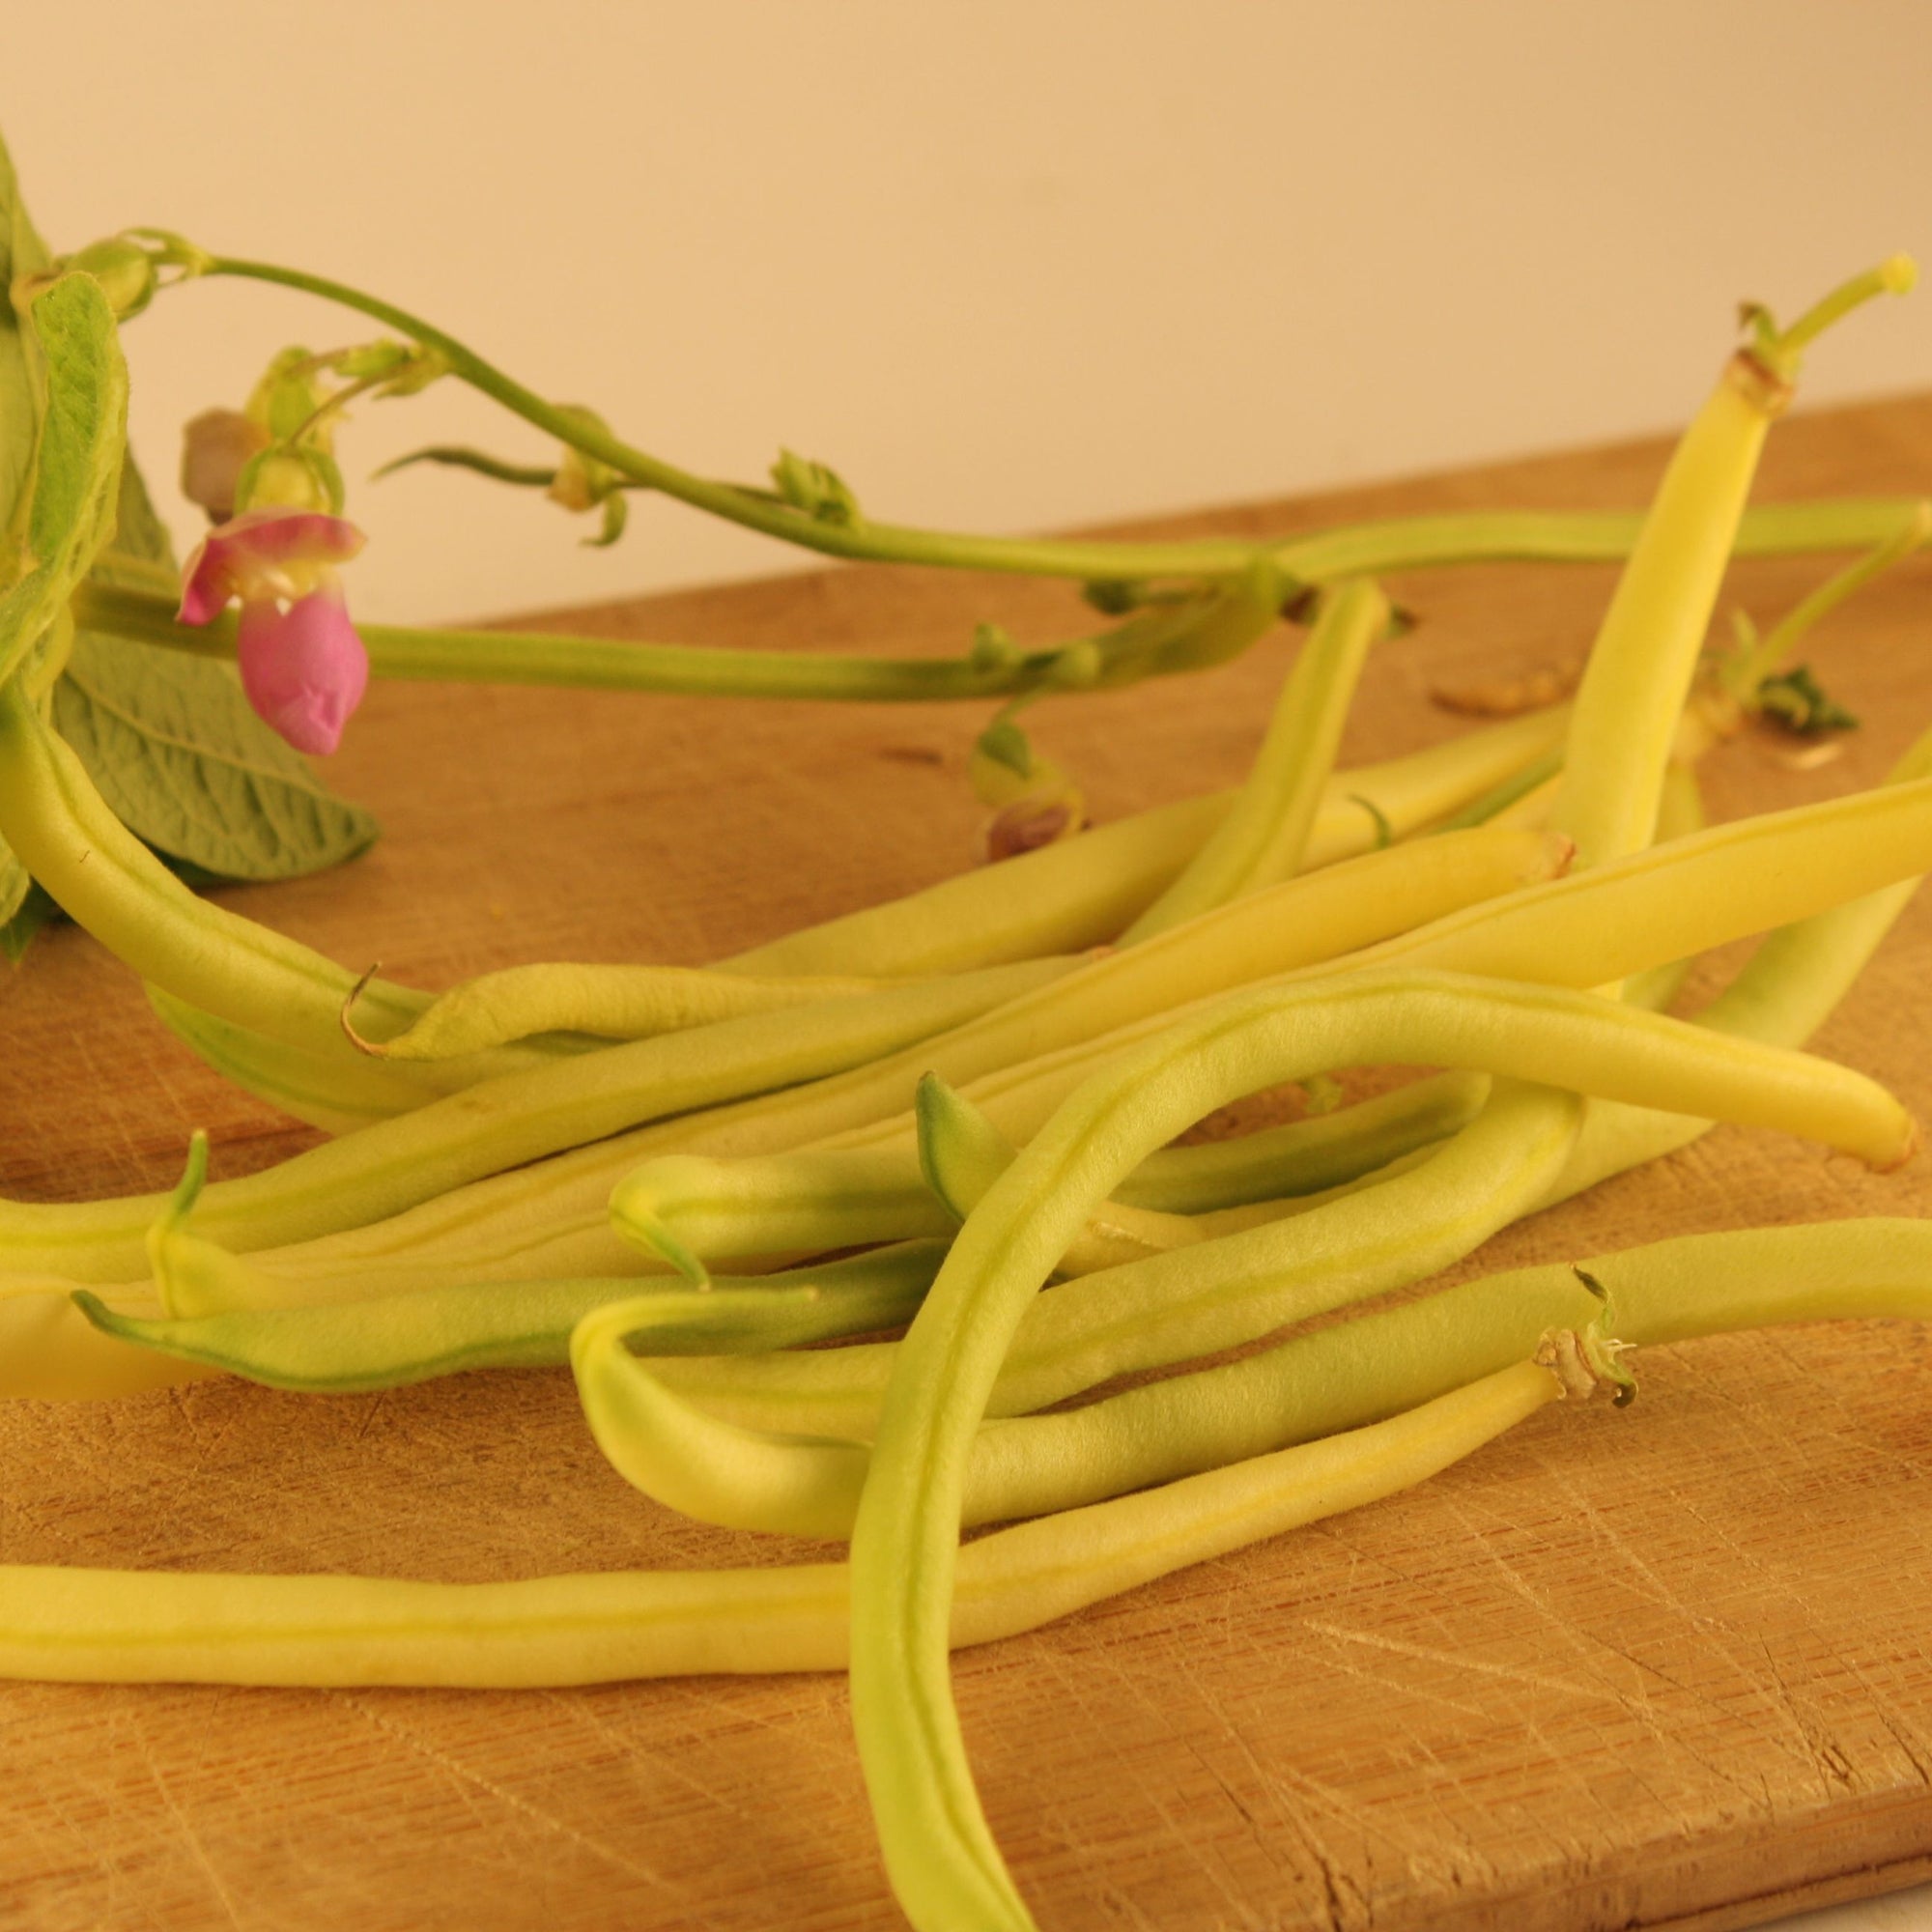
[0,954,1067,1282]
[1122,579,1391,939]
[0,1361,1555,1687]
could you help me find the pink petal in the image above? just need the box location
[178,510,366,626]
[236,587,370,755]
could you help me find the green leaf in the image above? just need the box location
[0,132,376,894]
[52,639,380,880]
[0,877,56,960]
[1756,663,1859,736]
[0,271,128,689]
[0,126,54,551]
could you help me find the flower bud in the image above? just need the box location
[236,445,344,517]
[246,348,334,448]
[65,238,157,319]
[181,409,271,523]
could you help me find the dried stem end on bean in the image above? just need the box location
[1533,1268,1638,1406]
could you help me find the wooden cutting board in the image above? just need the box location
[5,396,1932,1932]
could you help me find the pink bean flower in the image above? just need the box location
[177,510,370,755]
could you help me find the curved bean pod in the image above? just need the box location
[850,837,1916,1927]
[573,1295,870,1539]
[0,683,432,1060]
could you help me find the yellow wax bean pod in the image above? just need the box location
[1123,578,1393,940]
[133,769,1928,1323]
[722,704,1567,980]
[148,985,442,1133]
[850,710,1920,1932]
[917,1073,1212,1274]
[658,803,1932,1446]
[0,684,461,1076]
[0,823,1558,1291]
[572,1295,871,1540]
[680,966,1917,1461]
[78,1243,947,1395]
[622,1211,1932,1547]
[1296,766,1932,997]
[358,961,904,1062]
[128,761,1932,1323]
[611,1150,954,1286]
[960,1218,1932,1527]
[15,1211,1932,1689]
[0,953,1069,1284]
[1551,255,1917,869]
[0,1360,1554,1689]
[651,1080,1577,1437]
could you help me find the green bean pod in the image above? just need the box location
[0,953,1070,1284]
[722,705,1567,980]
[1122,579,1393,940]
[359,961,906,1062]
[73,1242,946,1394]
[0,1359,1556,1688]
[0,683,437,1061]
[573,1295,871,1539]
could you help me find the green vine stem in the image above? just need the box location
[76,496,1929,705]
[186,255,1925,595]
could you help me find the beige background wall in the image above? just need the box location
[3,2,1929,625]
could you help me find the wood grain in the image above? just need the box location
[5,396,1932,1931]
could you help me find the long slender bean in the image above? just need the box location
[961,1219,1932,1524]
[0,1359,1558,1687]
[608,1115,1352,1289]
[0,955,1069,1282]
[360,961,913,1061]
[63,765,1927,1329]
[1122,579,1390,939]
[10,1074,1480,1405]
[74,1242,947,1393]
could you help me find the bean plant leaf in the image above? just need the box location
[0,128,52,551]
[52,460,380,881]
[0,127,378,959]
[0,272,128,690]
[0,246,125,927]
[0,877,55,959]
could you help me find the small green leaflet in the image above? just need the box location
[53,461,379,882]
